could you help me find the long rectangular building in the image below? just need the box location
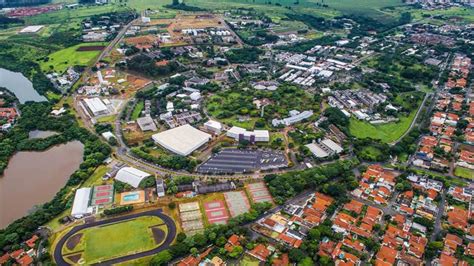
[227,126,269,142]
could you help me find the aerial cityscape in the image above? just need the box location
[0,0,473,265]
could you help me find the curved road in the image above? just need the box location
[54,209,176,266]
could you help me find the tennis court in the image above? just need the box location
[224,191,250,217]
[204,200,229,224]
[246,182,273,203]
[90,185,114,206]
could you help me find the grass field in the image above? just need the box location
[40,42,106,73]
[454,167,474,180]
[131,101,144,120]
[63,216,166,264]
[349,105,418,143]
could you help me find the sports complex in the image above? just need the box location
[54,209,176,265]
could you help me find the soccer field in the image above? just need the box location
[63,216,167,264]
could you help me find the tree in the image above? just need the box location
[150,250,172,266]
[168,202,176,209]
[288,249,305,263]
[228,246,243,258]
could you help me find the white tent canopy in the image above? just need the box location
[71,188,92,218]
[115,167,151,188]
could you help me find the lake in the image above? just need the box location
[0,67,47,104]
[0,141,84,228]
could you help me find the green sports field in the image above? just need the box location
[63,216,167,264]
[40,42,106,73]
[454,167,474,180]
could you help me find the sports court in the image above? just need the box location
[224,191,250,217]
[246,182,273,204]
[90,185,114,206]
[204,200,229,225]
[179,202,204,234]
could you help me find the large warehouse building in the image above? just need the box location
[71,187,92,219]
[152,124,211,156]
[83,97,109,117]
[115,167,151,188]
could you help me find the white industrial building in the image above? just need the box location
[227,126,269,142]
[115,167,151,188]
[204,120,222,134]
[71,188,92,219]
[272,110,313,127]
[20,25,44,33]
[136,116,157,131]
[152,124,211,156]
[305,138,343,158]
[83,97,109,116]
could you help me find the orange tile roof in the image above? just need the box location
[17,254,33,266]
[0,254,10,264]
[25,235,39,248]
[248,244,271,261]
[9,249,24,259]
[343,200,364,214]
[272,253,289,266]
[376,246,398,266]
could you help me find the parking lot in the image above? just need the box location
[197,149,288,174]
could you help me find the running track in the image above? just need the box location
[53,209,176,266]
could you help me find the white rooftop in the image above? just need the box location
[152,124,211,156]
[71,188,91,218]
[305,143,329,158]
[20,25,44,33]
[84,97,108,115]
[115,167,151,188]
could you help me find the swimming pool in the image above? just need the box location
[123,193,140,202]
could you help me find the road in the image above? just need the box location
[53,209,176,266]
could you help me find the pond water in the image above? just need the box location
[0,67,47,104]
[0,141,84,228]
[28,130,59,139]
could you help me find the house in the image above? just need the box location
[247,244,271,262]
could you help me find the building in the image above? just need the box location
[152,124,211,156]
[101,131,115,141]
[136,116,157,132]
[71,188,92,218]
[272,110,313,127]
[156,178,165,197]
[305,139,343,158]
[226,126,269,142]
[115,167,151,188]
[83,97,108,116]
[204,120,222,134]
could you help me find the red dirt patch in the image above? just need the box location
[66,233,83,250]
[66,253,82,263]
[76,46,105,52]
[151,227,166,245]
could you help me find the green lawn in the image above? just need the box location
[240,255,260,266]
[454,167,474,180]
[349,109,417,143]
[64,216,166,264]
[40,42,106,73]
[131,101,144,120]
[358,146,383,161]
